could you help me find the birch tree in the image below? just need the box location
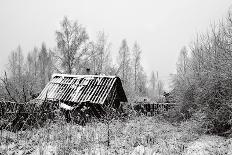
[55,16,88,74]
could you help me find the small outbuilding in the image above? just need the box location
[36,74,127,119]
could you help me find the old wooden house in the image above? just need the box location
[36,74,128,119]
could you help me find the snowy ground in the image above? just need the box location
[1,116,232,155]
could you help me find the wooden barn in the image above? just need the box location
[36,74,128,120]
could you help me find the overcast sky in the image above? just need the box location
[0,0,231,89]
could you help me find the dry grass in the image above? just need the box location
[0,115,231,155]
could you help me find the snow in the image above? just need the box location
[1,116,232,155]
[59,102,74,110]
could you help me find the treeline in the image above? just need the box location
[173,10,232,135]
[0,17,164,103]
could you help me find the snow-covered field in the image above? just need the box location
[1,116,231,155]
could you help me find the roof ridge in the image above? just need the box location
[52,73,117,79]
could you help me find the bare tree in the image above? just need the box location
[137,67,147,96]
[37,43,53,89]
[94,31,111,74]
[149,71,156,99]
[172,10,232,134]
[132,42,142,93]
[117,39,130,84]
[5,46,32,102]
[55,16,89,74]
[157,80,164,99]
[176,46,190,83]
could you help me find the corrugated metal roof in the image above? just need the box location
[36,74,127,104]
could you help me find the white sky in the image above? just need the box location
[0,0,231,89]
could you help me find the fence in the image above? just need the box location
[134,102,177,116]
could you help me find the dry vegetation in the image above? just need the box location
[1,111,232,155]
[2,5,232,155]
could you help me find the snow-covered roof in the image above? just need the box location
[37,74,127,105]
